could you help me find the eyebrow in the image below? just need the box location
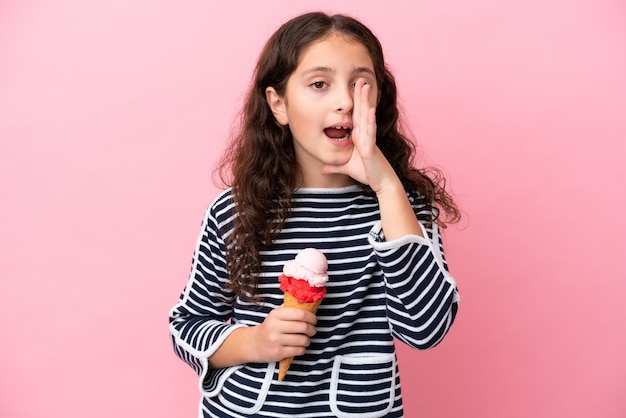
[302,66,376,78]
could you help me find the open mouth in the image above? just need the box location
[324,126,352,141]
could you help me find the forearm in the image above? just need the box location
[376,177,423,240]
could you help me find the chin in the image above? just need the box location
[324,157,351,167]
[326,150,353,165]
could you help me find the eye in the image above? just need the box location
[351,80,372,90]
[310,81,327,90]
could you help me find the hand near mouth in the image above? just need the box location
[321,79,398,195]
[322,79,424,239]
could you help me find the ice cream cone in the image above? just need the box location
[277,291,323,381]
[276,248,328,381]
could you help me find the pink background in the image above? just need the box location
[1,0,625,417]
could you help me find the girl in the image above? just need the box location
[170,11,460,418]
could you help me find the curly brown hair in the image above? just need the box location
[215,12,460,302]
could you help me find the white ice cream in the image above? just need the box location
[282,248,328,287]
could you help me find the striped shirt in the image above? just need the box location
[169,185,459,417]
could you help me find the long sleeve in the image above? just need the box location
[168,193,245,395]
[368,193,459,349]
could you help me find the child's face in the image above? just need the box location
[267,33,378,188]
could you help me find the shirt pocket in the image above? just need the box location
[217,361,275,415]
[329,353,397,418]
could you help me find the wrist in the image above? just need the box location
[375,179,424,240]
[247,325,262,363]
[374,177,405,200]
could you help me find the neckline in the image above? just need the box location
[293,184,362,194]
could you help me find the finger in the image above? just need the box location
[352,82,375,160]
[278,307,318,324]
[281,333,311,348]
[359,81,374,138]
[280,343,308,358]
[352,81,362,139]
[356,80,369,135]
[367,106,377,141]
[279,317,317,335]
[360,82,372,141]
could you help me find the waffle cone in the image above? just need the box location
[277,291,322,381]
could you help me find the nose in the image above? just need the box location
[334,85,353,113]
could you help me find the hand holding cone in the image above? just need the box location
[277,248,328,381]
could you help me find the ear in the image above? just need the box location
[265,87,288,126]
